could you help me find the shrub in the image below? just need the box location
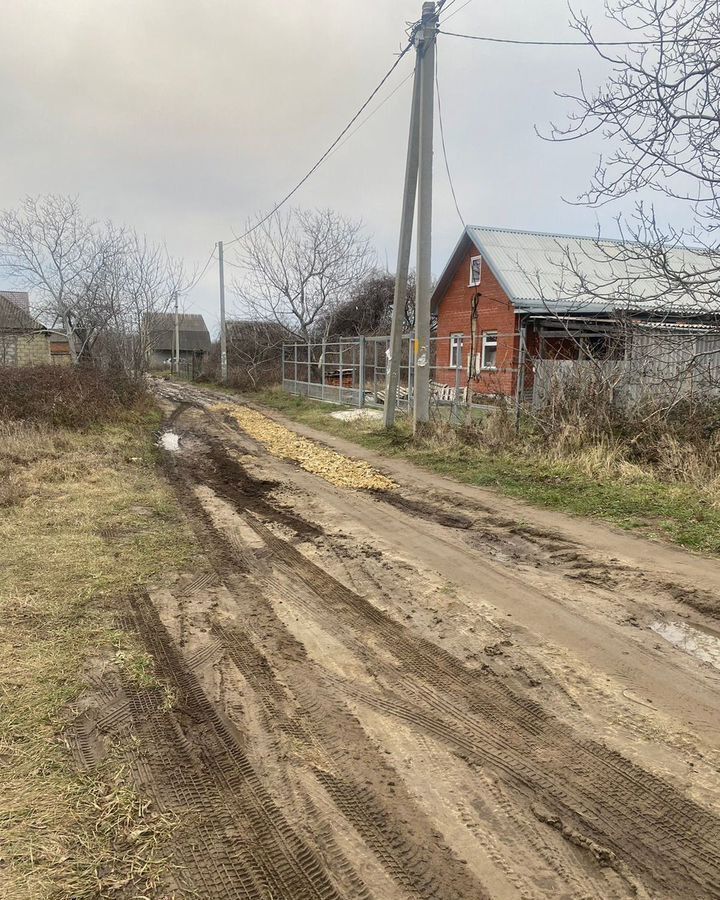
[0,365,149,429]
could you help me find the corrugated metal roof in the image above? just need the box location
[0,295,43,331]
[143,313,211,353]
[146,313,210,332]
[0,290,30,312]
[432,226,720,316]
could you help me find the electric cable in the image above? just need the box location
[435,45,465,228]
[225,36,417,247]
[439,28,708,47]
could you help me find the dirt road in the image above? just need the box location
[72,381,720,899]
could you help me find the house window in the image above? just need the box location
[469,255,482,286]
[449,333,463,368]
[481,332,498,369]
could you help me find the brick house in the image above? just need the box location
[431,225,720,400]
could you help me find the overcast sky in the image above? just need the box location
[0,0,689,334]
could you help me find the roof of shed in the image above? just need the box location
[144,313,212,352]
[0,290,30,312]
[432,225,720,316]
[0,294,44,331]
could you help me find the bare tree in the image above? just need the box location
[547,0,720,310]
[223,319,290,389]
[0,195,106,362]
[231,208,374,341]
[320,270,416,337]
[0,195,186,374]
[115,233,185,373]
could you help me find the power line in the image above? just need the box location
[328,69,415,160]
[225,37,417,247]
[435,45,465,228]
[441,0,474,24]
[182,245,217,292]
[439,28,702,47]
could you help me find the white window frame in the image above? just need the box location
[449,332,463,368]
[469,255,482,286]
[481,331,498,370]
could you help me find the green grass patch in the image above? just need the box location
[242,388,720,556]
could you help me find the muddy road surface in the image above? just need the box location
[72,381,720,899]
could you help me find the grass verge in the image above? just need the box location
[234,387,720,556]
[0,409,200,898]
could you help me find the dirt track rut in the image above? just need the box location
[69,381,720,899]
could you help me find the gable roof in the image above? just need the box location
[0,294,44,332]
[431,225,720,316]
[0,290,30,313]
[143,313,211,353]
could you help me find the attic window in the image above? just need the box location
[469,255,482,286]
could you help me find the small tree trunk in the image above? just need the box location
[63,313,78,365]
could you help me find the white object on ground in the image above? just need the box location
[330,408,383,422]
[650,620,720,670]
[159,431,181,452]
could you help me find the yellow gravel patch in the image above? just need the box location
[212,404,395,491]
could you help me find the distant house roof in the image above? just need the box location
[0,294,44,332]
[432,225,720,316]
[0,290,30,313]
[144,313,211,353]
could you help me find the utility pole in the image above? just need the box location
[173,291,180,377]
[413,1,437,433]
[218,240,228,381]
[384,46,422,428]
[384,1,438,432]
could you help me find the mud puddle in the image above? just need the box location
[651,619,720,670]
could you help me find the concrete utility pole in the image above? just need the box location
[384,2,438,432]
[383,46,422,428]
[218,240,228,381]
[413,1,437,432]
[173,291,180,376]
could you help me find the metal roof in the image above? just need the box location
[143,313,211,353]
[0,294,44,332]
[0,290,30,312]
[432,225,720,316]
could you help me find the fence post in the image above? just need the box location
[307,340,312,396]
[359,336,366,408]
[373,340,378,402]
[452,356,462,425]
[294,343,298,387]
[408,334,414,409]
[321,338,326,402]
[515,323,527,433]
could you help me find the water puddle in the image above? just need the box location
[650,620,720,670]
[158,431,180,452]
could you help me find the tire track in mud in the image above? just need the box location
[379,482,720,618]
[118,595,346,900]
[238,514,720,899]
[156,393,720,897]
[212,617,490,900]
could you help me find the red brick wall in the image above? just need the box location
[435,244,520,397]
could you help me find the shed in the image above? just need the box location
[0,294,51,366]
[143,313,212,371]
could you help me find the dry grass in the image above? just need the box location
[249,389,720,554]
[0,414,199,898]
